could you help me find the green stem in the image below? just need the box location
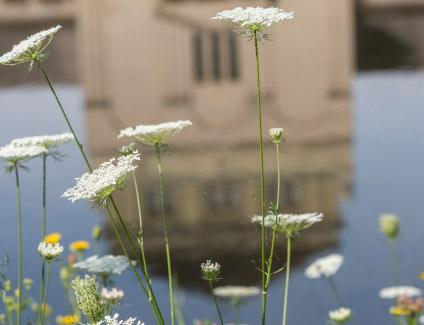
[105,204,162,325]
[276,144,280,210]
[14,165,22,325]
[265,226,278,291]
[254,29,266,325]
[154,143,174,325]
[40,262,51,325]
[390,239,399,286]
[282,235,291,325]
[35,60,92,173]
[327,276,345,307]
[37,257,46,325]
[209,281,223,325]
[38,153,47,325]
[132,171,149,276]
[6,308,13,325]
[108,198,164,325]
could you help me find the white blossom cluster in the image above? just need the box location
[97,314,144,325]
[11,133,74,149]
[73,255,136,275]
[201,260,221,281]
[0,25,62,65]
[269,127,285,144]
[212,7,294,31]
[0,143,46,163]
[379,286,422,299]
[213,286,260,298]
[101,288,124,303]
[251,212,323,235]
[118,120,192,146]
[62,152,140,203]
[38,241,64,260]
[304,254,344,279]
[329,307,351,322]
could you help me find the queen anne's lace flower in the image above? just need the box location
[118,120,192,146]
[251,212,323,235]
[201,260,221,281]
[0,143,47,163]
[379,286,422,299]
[0,25,61,65]
[329,307,351,323]
[269,128,285,144]
[62,152,140,203]
[101,288,124,304]
[96,314,144,325]
[213,286,260,298]
[38,241,64,261]
[73,255,136,275]
[11,133,74,149]
[304,254,344,279]
[212,7,294,31]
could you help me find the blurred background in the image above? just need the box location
[0,0,423,324]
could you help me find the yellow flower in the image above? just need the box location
[56,315,80,324]
[419,271,424,281]
[389,307,409,316]
[44,233,62,244]
[69,241,90,252]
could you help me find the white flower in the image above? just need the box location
[329,307,351,322]
[304,254,344,279]
[101,288,124,304]
[269,128,285,144]
[118,120,192,146]
[212,7,294,31]
[251,212,323,235]
[213,286,260,298]
[11,133,74,149]
[0,143,47,163]
[62,152,140,203]
[73,255,136,275]
[201,260,221,281]
[419,315,424,324]
[96,314,144,325]
[38,241,63,260]
[0,25,62,65]
[379,286,422,299]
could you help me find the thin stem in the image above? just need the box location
[132,171,149,275]
[154,143,174,325]
[42,152,46,238]
[37,257,46,325]
[109,197,164,324]
[14,165,22,325]
[38,153,47,325]
[265,226,278,291]
[254,30,266,325]
[40,262,51,325]
[326,276,345,307]
[209,281,223,325]
[390,239,399,286]
[35,60,92,173]
[282,236,291,325]
[276,144,280,210]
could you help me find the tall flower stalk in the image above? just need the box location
[380,214,400,286]
[201,260,224,325]
[212,7,293,324]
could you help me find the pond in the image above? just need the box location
[1,70,424,324]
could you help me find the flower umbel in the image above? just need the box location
[304,254,344,279]
[118,120,192,146]
[0,143,46,165]
[269,128,285,144]
[380,214,399,240]
[251,212,323,236]
[379,286,422,299]
[73,255,136,275]
[213,286,260,299]
[62,152,140,204]
[11,133,73,150]
[201,260,221,281]
[100,288,124,305]
[329,307,351,323]
[37,242,63,261]
[96,314,144,325]
[0,25,61,68]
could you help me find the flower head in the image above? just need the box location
[213,286,260,299]
[212,7,294,32]
[379,286,422,299]
[0,25,61,66]
[11,133,73,150]
[252,212,323,236]
[304,254,344,279]
[62,152,140,204]
[329,307,351,323]
[71,275,107,323]
[100,288,124,305]
[44,232,62,244]
[0,143,46,164]
[392,295,424,317]
[56,315,80,325]
[201,260,221,281]
[38,241,64,261]
[118,143,137,156]
[118,120,192,146]
[96,314,144,325]
[380,214,399,240]
[73,255,136,275]
[69,241,91,253]
[269,128,285,144]
[92,226,102,240]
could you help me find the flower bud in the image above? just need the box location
[4,281,11,292]
[380,214,399,240]
[92,226,102,240]
[0,313,6,325]
[200,260,221,281]
[269,128,285,144]
[119,143,136,156]
[23,278,33,291]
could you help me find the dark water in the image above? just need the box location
[1,72,424,324]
